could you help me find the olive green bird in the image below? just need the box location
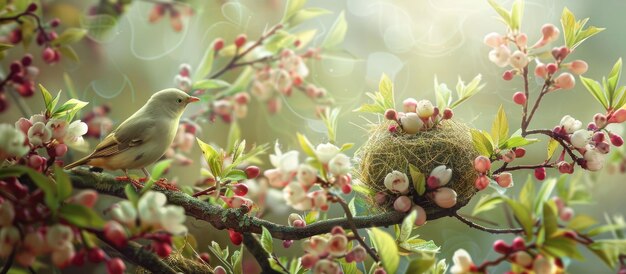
[65,88,199,187]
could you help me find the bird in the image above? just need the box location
[65,88,199,188]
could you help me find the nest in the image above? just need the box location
[355,120,479,212]
[135,253,213,274]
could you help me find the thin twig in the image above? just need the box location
[493,162,556,174]
[453,212,524,234]
[0,248,16,274]
[333,193,380,262]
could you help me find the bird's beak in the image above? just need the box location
[188,96,200,103]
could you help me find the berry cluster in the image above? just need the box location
[0,55,39,112]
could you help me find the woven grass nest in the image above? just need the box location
[355,120,479,212]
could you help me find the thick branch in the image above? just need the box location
[68,170,461,240]
[242,233,283,274]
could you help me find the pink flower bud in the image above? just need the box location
[552,196,565,212]
[28,155,45,169]
[350,246,367,262]
[596,141,611,154]
[493,239,510,254]
[106,258,126,274]
[412,205,427,226]
[228,230,243,245]
[495,172,513,188]
[502,150,516,163]
[483,32,505,47]
[341,183,352,194]
[71,190,98,208]
[427,176,440,189]
[416,100,435,119]
[559,207,574,221]
[300,253,319,268]
[509,50,529,69]
[534,167,546,180]
[213,38,225,51]
[502,70,514,81]
[516,33,528,47]
[610,133,624,147]
[567,60,588,75]
[292,220,306,228]
[104,221,127,248]
[532,24,559,49]
[473,156,491,173]
[328,234,348,257]
[535,63,548,78]
[432,187,457,208]
[400,113,424,134]
[514,148,526,158]
[374,267,387,274]
[609,108,626,124]
[474,175,489,190]
[388,124,398,133]
[87,248,105,263]
[54,144,68,157]
[282,240,294,248]
[592,132,605,143]
[443,108,453,119]
[554,73,576,89]
[331,226,345,235]
[393,196,412,212]
[232,184,249,196]
[546,63,558,75]
[513,92,526,105]
[374,191,388,205]
[234,34,247,48]
[384,109,398,121]
[557,162,574,174]
[512,237,526,251]
[403,98,418,113]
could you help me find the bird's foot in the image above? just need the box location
[115,176,144,190]
[154,178,179,191]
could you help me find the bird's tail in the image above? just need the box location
[64,156,90,170]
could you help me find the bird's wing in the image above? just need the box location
[88,118,156,159]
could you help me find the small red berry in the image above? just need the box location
[27,3,38,12]
[42,47,56,63]
[152,242,172,258]
[50,18,61,28]
[502,70,514,81]
[511,237,525,251]
[610,133,624,147]
[512,92,526,105]
[493,239,510,254]
[282,240,293,248]
[234,34,247,48]
[534,167,546,181]
[9,61,22,74]
[21,54,33,66]
[514,147,526,158]
[228,230,243,245]
[106,258,126,274]
[87,248,106,263]
[341,183,351,194]
[213,38,225,51]
[546,63,558,74]
[384,109,398,121]
[198,252,210,263]
[442,108,453,120]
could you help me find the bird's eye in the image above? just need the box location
[177,98,183,103]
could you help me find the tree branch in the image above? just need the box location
[68,169,463,240]
[242,233,283,274]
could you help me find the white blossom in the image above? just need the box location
[560,115,582,134]
[488,45,511,67]
[315,143,340,163]
[384,171,409,194]
[328,153,351,176]
[430,165,452,186]
[450,249,474,274]
[64,120,88,146]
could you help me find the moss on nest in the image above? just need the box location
[355,120,479,212]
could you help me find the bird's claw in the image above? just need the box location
[115,176,144,190]
[155,178,179,191]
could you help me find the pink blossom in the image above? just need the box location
[27,122,51,146]
[327,234,348,257]
[393,196,412,212]
[432,187,457,208]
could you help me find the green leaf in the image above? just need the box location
[282,0,307,23]
[398,237,440,254]
[434,76,452,110]
[54,166,72,201]
[293,29,317,49]
[223,169,247,182]
[561,7,605,51]
[504,198,534,239]
[567,214,597,232]
[0,43,13,51]
[340,143,354,152]
[142,159,173,193]
[368,228,399,274]
[510,0,524,30]
[232,246,244,274]
[472,195,503,216]
[409,164,425,196]
[197,138,219,164]
[580,76,609,110]
[39,84,53,112]
[321,11,347,50]
[546,138,560,160]
[54,98,89,120]
[261,226,273,254]
[542,202,559,238]
[124,184,139,206]
[519,175,535,210]
[58,46,80,62]
[378,74,395,110]
[542,236,583,260]
[296,133,316,158]
[450,74,484,109]
[491,105,509,145]
[288,8,331,27]
[533,178,557,216]
[193,79,231,90]
[58,204,105,229]
[399,210,417,242]
[405,255,437,274]
[608,58,622,106]
[487,0,512,28]
[304,211,319,224]
[193,45,215,81]
[499,136,539,149]
[52,28,87,46]
[470,129,494,157]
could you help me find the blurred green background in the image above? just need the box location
[3,0,626,273]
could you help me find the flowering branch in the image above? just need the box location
[209,24,284,80]
[331,194,380,261]
[96,234,178,274]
